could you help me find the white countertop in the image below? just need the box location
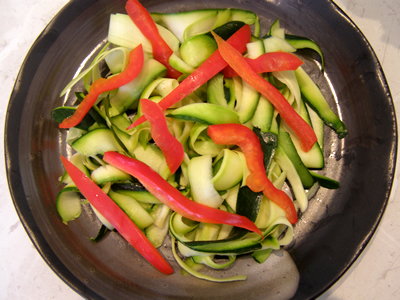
[1,0,399,299]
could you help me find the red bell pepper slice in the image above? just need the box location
[60,44,144,129]
[127,24,252,130]
[212,32,317,152]
[60,155,174,275]
[207,124,298,224]
[140,99,184,174]
[222,52,304,78]
[125,0,181,79]
[103,151,262,236]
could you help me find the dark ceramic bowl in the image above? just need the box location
[5,0,397,299]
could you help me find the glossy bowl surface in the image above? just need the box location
[5,0,397,299]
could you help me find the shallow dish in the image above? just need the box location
[5,0,397,299]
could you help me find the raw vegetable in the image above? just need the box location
[59,44,144,128]
[60,155,173,275]
[211,31,317,152]
[222,52,304,78]
[285,34,325,71]
[125,0,181,79]
[139,98,184,174]
[56,186,81,224]
[103,151,262,236]
[295,66,347,138]
[128,23,252,129]
[53,0,347,283]
[208,124,297,224]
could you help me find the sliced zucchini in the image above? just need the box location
[167,103,240,125]
[188,154,223,209]
[131,143,170,179]
[189,123,225,157]
[61,153,90,185]
[307,102,324,150]
[110,113,134,134]
[295,66,347,138]
[263,35,296,53]
[71,128,124,156]
[183,11,219,40]
[281,96,325,169]
[151,9,257,42]
[252,248,273,264]
[110,58,167,113]
[194,223,221,241]
[90,204,115,230]
[172,237,247,282]
[171,213,199,236]
[236,186,263,223]
[310,171,340,189]
[272,70,301,111]
[252,237,280,263]
[110,124,135,155]
[169,53,196,74]
[278,127,314,188]
[90,225,109,242]
[104,47,130,74]
[145,222,170,248]
[284,124,325,169]
[212,149,243,191]
[108,13,179,53]
[254,195,271,229]
[207,73,227,107]
[108,190,154,229]
[250,95,275,132]
[91,164,131,185]
[267,18,285,39]
[204,21,246,41]
[253,128,278,174]
[179,232,262,255]
[152,10,217,42]
[285,34,325,71]
[56,187,81,224]
[235,39,264,123]
[113,189,162,204]
[180,34,217,68]
[274,147,308,212]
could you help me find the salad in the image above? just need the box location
[52,0,347,283]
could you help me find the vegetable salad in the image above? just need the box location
[53,0,347,282]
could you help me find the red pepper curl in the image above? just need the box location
[222,52,304,78]
[59,44,144,129]
[60,155,174,275]
[207,124,298,225]
[140,99,184,174]
[212,31,317,152]
[103,151,263,236]
[125,0,181,79]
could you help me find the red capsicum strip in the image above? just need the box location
[207,124,298,225]
[125,0,181,79]
[140,99,184,174]
[127,24,252,130]
[60,155,174,275]
[222,52,304,78]
[212,32,317,152]
[59,44,144,129]
[103,151,263,236]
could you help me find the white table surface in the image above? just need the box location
[1,0,399,299]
